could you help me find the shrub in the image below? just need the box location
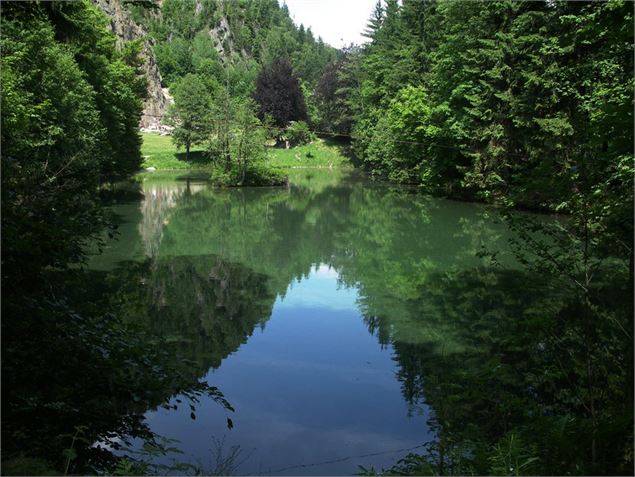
[209,163,287,187]
[286,121,315,147]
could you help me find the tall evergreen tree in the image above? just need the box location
[362,0,384,40]
[315,47,361,134]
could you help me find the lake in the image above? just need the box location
[88,169,599,475]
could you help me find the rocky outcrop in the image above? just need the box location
[208,15,249,61]
[209,16,233,58]
[93,0,171,129]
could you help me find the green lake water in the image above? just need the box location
[88,169,581,475]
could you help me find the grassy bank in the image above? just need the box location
[141,132,207,170]
[265,140,352,169]
[141,132,352,171]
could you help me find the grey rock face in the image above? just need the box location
[92,0,172,129]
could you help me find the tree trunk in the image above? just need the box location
[628,250,634,407]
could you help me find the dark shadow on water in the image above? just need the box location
[357,265,634,475]
[175,171,211,182]
[99,179,145,204]
[1,252,273,474]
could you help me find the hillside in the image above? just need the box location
[94,0,337,129]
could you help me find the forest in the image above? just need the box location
[1,0,633,475]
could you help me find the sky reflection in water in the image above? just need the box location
[144,263,432,475]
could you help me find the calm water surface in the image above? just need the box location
[90,169,517,475]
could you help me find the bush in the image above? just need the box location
[286,121,315,147]
[209,163,287,187]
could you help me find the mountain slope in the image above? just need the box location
[94,0,336,128]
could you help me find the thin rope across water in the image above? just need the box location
[246,441,428,475]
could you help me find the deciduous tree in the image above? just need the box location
[254,58,307,128]
[166,73,213,160]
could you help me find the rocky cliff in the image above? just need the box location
[93,0,171,130]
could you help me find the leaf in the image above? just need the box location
[227,417,234,429]
[62,448,77,461]
[190,412,196,420]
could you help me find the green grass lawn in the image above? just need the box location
[141,132,352,171]
[141,132,207,170]
[266,140,352,169]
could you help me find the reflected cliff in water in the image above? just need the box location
[139,180,207,258]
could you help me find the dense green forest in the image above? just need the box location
[333,0,633,209]
[1,2,232,474]
[127,0,335,90]
[1,0,633,475]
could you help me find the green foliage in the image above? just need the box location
[166,73,214,158]
[340,13,634,457]
[285,120,315,147]
[191,31,223,80]
[488,433,540,476]
[161,0,201,39]
[131,0,337,163]
[315,46,362,135]
[364,86,445,186]
[209,162,288,187]
[44,0,146,178]
[225,57,260,98]
[154,36,193,86]
[206,91,286,185]
[141,0,335,93]
[347,0,633,213]
[1,0,145,287]
[300,79,321,125]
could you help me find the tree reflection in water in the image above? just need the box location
[90,170,632,475]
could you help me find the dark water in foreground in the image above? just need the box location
[88,170,631,475]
